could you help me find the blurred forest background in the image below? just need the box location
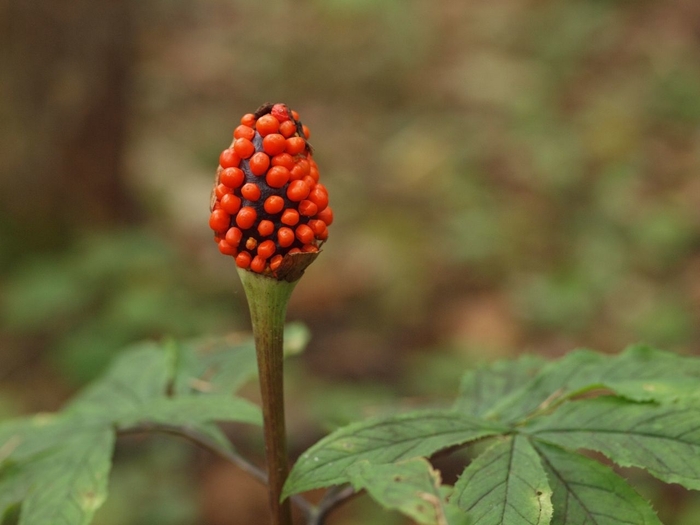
[2,0,700,523]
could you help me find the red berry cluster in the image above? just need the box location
[209,103,332,276]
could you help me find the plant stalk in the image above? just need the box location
[238,268,297,525]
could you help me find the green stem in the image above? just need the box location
[238,268,297,525]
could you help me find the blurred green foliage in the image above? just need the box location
[93,440,198,525]
[2,0,700,523]
[2,231,244,384]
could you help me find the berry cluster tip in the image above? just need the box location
[210,103,331,278]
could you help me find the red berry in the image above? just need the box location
[291,110,300,120]
[286,137,306,155]
[234,125,255,140]
[302,175,316,189]
[281,209,299,226]
[269,254,283,271]
[277,227,295,247]
[298,200,318,217]
[220,167,244,188]
[309,165,320,182]
[296,224,314,244]
[233,138,255,159]
[271,104,290,122]
[316,206,333,226]
[279,120,296,138]
[266,166,290,188]
[209,210,230,232]
[236,207,257,229]
[289,166,303,181]
[287,180,310,202]
[308,185,328,211]
[221,193,242,214]
[271,153,295,170]
[264,195,285,215]
[225,227,243,246]
[215,183,232,200]
[241,113,256,127]
[263,134,287,156]
[308,220,324,234]
[257,240,276,259]
[302,125,310,139]
[256,115,279,136]
[257,220,274,237]
[236,251,252,268]
[294,159,310,177]
[218,239,237,256]
[249,152,271,176]
[250,256,266,273]
[241,183,261,201]
[309,221,328,241]
[219,148,240,168]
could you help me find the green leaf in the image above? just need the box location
[18,428,114,525]
[0,462,32,518]
[172,322,310,396]
[455,356,545,417]
[347,458,469,525]
[0,404,250,521]
[65,342,172,418]
[527,396,700,490]
[60,332,274,444]
[485,345,700,423]
[0,417,114,521]
[0,415,94,464]
[486,350,605,423]
[171,338,255,397]
[284,410,507,497]
[115,395,261,428]
[0,334,268,520]
[60,339,261,454]
[452,436,552,525]
[588,344,700,403]
[2,502,21,525]
[532,441,661,525]
[444,499,472,525]
[0,325,311,522]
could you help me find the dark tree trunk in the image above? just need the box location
[0,0,140,255]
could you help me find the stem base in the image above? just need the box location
[238,269,298,525]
